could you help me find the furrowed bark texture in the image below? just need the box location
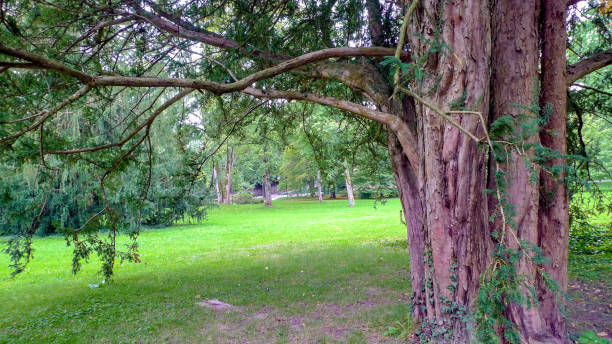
[538,0,569,340]
[491,1,551,342]
[387,98,427,322]
[401,1,493,341]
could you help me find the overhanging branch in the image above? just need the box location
[0,43,398,95]
[566,48,612,85]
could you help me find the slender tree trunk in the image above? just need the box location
[344,159,355,207]
[330,183,336,199]
[262,147,273,207]
[263,170,272,206]
[212,164,223,203]
[224,147,234,204]
[262,149,272,207]
[316,170,323,202]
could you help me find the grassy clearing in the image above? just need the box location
[1,198,610,343]
[1,199,410,344]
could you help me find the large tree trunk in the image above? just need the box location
[343,160,355,207]
[224,147,234,205]
[316,170,323,202]
[491,1,554,342]
[385,0,570,342]
[538,0,569,339]
[397,1,493,342]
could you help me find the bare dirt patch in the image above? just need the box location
[199,287,401,343]
[567,279,612,341]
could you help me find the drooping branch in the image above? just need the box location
[566,48,612,85]
[128,2,404,101]
[0,85,93,144]
[61,16,134,56]
[243,87,396,126]
[0,44,94,82]
[45,88,194,154]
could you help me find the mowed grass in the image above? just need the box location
[0,199,411,344]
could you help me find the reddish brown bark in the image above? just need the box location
[490,1,568,342]
[398,1,493,341]
[386,0,574,342]
[387,97,427,322]
[538,0,570,340]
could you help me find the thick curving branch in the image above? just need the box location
[129,2,248,54]
[0,61,46,69]
[566,48,612,85]
[0,44,94,82]
[0,43,397,94]
[241,87,420,170]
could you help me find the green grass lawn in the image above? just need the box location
[0,199,411,344]
[1,198,610,344]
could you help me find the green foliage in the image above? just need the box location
[474,102,568,343]
[577,331,611,344]
[569,202,612,254]
[569,253,612,283]
[383,312,413,340]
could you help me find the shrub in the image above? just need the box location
[569,202,612,254]
[232,190,262,204]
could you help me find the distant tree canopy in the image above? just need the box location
[0,0,611,342]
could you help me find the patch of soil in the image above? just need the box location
[200,287,396,343]
[567,279,612,340]
[196,299,236,311]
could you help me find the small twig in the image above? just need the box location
[75,206,108,232]
[400,87,480,142]
[571,83,612,97]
